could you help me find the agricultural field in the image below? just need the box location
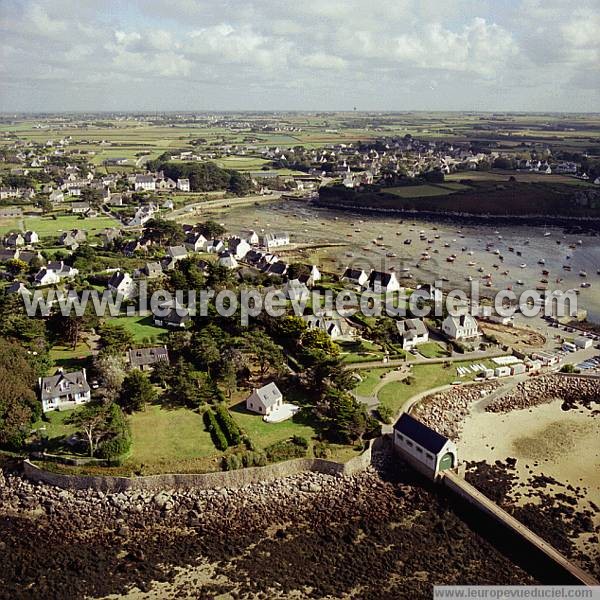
[22,215,121,238]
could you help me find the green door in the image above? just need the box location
[438,452,455,471]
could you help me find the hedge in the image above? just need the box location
[215,404,242,445]
[203,408,228,451]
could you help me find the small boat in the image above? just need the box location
[446,256,455,263]
[538,259,545,265]
[467,250,474,256]
[517,251,522,256]
[542,269,549,276]
[468,261,476,266]
[544,231,551,237]
[377,235,384,240]
[508,247,514,252]
[516,280,524,285]
[404,239,412,245]
[494,249,500,255]
[466,276,473,282]
[441,276,450,282]
[520,263,527,268]
[556,240,561,245]
[579,271,587,277]
[578,240,583,245]
[581,282,591,288]
[386,252,397,257]
[563,265,572,271]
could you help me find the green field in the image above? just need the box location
[230,400,320,450]
[23,215,121,238]
[353,368,392,396]
[385,184,457,198]
[377,361,483,414]
[128,404,215,463]
[105,315,166,343]
[48,342,93,372]
[414,341,449,359]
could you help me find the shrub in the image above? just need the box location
[223,453,242,471]
[265,438,308,463]
[214,404,242,445]
[313,441,330,459]
[377,405,394,424]
[241,450,267,468]
[204,408,228,451]
[291,435,308,449]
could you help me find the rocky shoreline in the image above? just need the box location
[0,452,537,600]
[485,375,600,413]
[412,382,500,440]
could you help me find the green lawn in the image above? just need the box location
[23,215,121,238]
[48,342,93,372]
[353,368,391,396]
[105,315,166,343]
[377,361,479,414]
[0,218,21,234]
[230,400,320,450]
[414,341,449,359]
[385,184,456,198]
[128,404,215,463]
[32,409,77,441]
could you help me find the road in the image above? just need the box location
[347,347,509,370]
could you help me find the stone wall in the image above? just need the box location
[22,437,387,492]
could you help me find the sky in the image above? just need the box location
[0,0,598,113]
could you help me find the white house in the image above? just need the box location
[228,237,252,260]
[303,313,356,340]
[108,271,136,300]
[24,231,39,245]
[284,279,310,303]
[206,239,224,253]
[442,314,479,340]
[134,174,156,191]
[184,232,207,252]
[218,251,239,269]
[33,261,79,286]
[242,230,260,245]
[176,178,190,192]
[341,267,369,288]
[367,270,401,294]
[261,232,290,250]
[245,382,283,416]
[396,318,429,350]
[39,369,91,413]
[128,204,157,227]
[393,413,458,479]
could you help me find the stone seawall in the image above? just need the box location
[22,437,385,492]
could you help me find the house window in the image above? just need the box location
[406,440,413,447]
[426,453,433,460]
[416,447,423,454]
[397,434,404,441]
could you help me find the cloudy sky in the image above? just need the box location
[0,0,598,112]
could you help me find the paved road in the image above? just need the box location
[347,347,509,371]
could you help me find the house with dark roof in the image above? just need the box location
[393,413,458,479]
[396,318,429,350]
[127,346,169,371]
[39,369,91,413]
[153,307,191,329]
[108,270,136,299]
[341,267,368,288]
[366,270,401,294]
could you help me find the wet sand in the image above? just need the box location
[200,200,600,321]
